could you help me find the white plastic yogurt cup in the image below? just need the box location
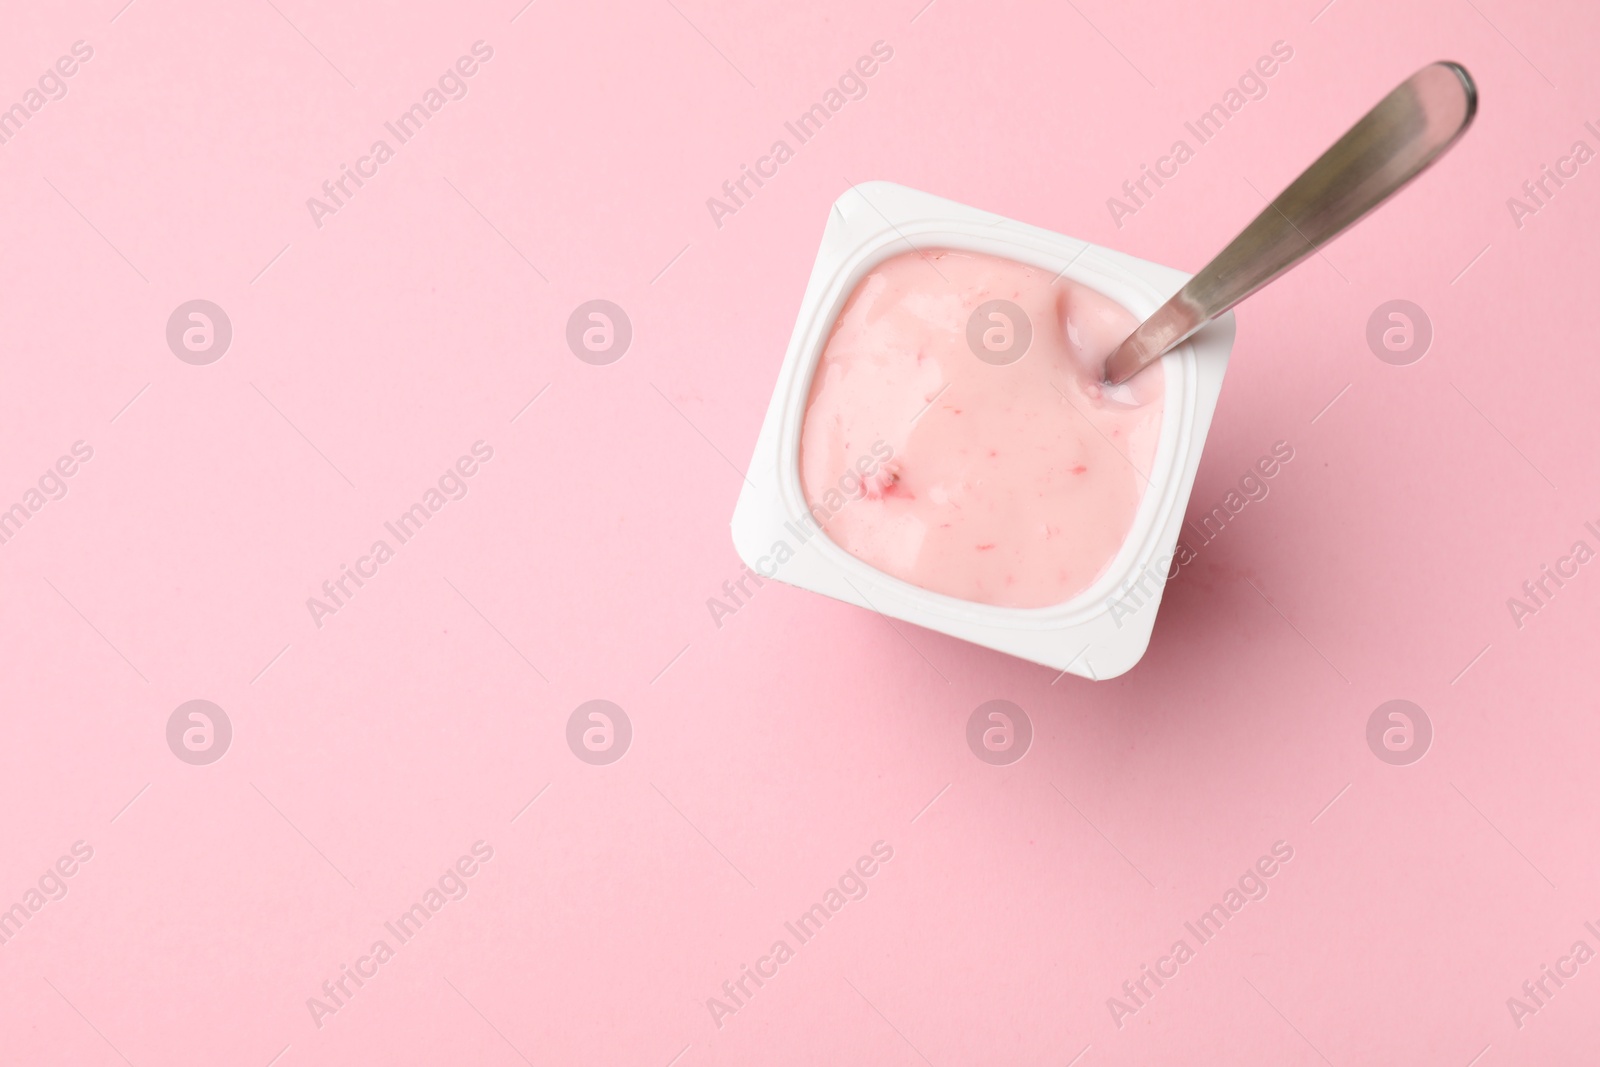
[731,182,1234,679]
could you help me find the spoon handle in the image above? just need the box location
[1103,61,1478,384]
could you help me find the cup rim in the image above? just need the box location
[769,216,1200,631]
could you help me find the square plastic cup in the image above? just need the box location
[731,182,1234,679]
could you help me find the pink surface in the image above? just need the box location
[799,249,1163,609]
[2,1,1598,1064]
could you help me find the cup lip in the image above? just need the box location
[769,213,1200,631]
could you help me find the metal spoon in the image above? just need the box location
[1102,60,1478,384]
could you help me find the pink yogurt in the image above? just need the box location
[799,248,1164,609]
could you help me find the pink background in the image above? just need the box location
[2,0,1598,1063]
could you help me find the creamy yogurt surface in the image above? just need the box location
[798,249,1164,608]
